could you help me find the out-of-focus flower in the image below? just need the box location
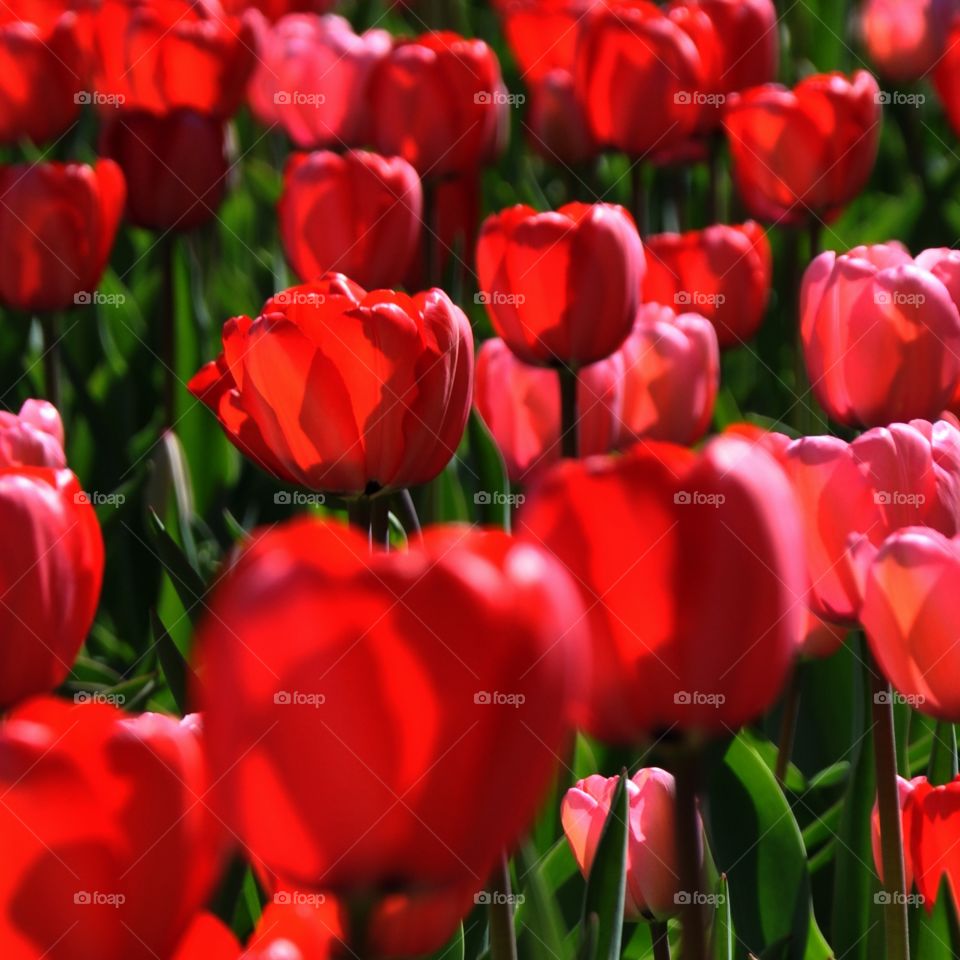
[863,0,953,83]
[0,399,65,468]
[526,68,598,167]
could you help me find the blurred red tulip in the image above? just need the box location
[172,914,240,960]
[783,419,960,624]
[517,435,805,742]
[247,13,390,149]
[195,520,587,895]
[574,0,712,157]
[500,0,604,79]
[871,776,920,888]
[724,71,881,225]
[526,68,598,166]
[642,222,772,348]
[369,32,508,178]
[902,776,960,910]
[0,0,87,145]
[92,0,255,117]
[476,202,644,367]
[0,399,65,468]
[0,701,223,959]
[244,900,343,958]
[801,243,960,427]
[100,109,227,232]
[935,16,960,136]
[279,150,422,289]
[864,0,954,82]
[189,275,473,495]
[562,769,701,919]
[0,160,124,312]
[223,0,334,19]
[0,468,102,708]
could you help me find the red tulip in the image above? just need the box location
[195,520,588,896]
[562,769,701,919]
[863,0,954,82]
[574,0,713,157]
[526,68,598,167]
[801,243,960,427]
[247,13,390,149]
[901,776,960,910]
[0,160,124,312]
[0,700,223,959]
[189,275,474,495]
[724,71,881,225]
[783,419,960,624]
[92,0,255,117]
[500,0,603,79]
[369,32,508,178]
[279,150,423,289]
[0,0,87,145]
[517,435,805,742]
[0,399,65,468]
[0,468,103,708]
[172,914,240,960]
[642,222,772,348]
[223,0,335,19]
[476,203,644,367]
[244,901,343,958]
[871,776,920,889]
[935,16,960,136]
[99,109,228,232]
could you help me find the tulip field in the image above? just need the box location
[10,0,960,958]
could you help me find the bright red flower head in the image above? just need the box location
[476,202,644,367]
[223,0,335,19]
[0,160,124,312]
[500,0,604,80]
[195,520,588,895]
[724,71,881,225]
[0,399,65,469]
[171,914,240,960]
[517,435,806,742]
[801,243,960,428]
[642,222,772,348]
[279,150,423,290]
[0,701,223,959]
[902,776,960,910]
[189,275,474,495]
[368,32,508,178]
[865,0,954,83]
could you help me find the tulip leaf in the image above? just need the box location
[466,410,512,531]
[706,733,832,960]
[711,874,733,960]
[927,722,958,786]
[148,509,209,625]
[580,771,628,960]
[151,610,196,715]
[516,842,572,960]
[428,922,465,960]
[911,875,960,958]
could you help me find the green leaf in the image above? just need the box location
[517,842,572,960]
[148,509,209,625]
[151,610,196,715]
[711,875,733,960]
[912,875,960,958]
[927,722,958,786]
[466,410,512,531]
[429,923,466,960]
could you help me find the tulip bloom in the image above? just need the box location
[527,69,598,167]
[724,71,881,225]
[279,150,423,289]
[369,32,507,178]
[935,18,960,137]
[0,399,65,468]
[864,0,953,83]
[100,109,227,232]
[871,776,920,888]
[0,0,86,145]
[244,901,343,959]
[801,244,960,427]
[171,915,240,960]
[224,0,335,19]
[562,769,699,919]
[901,776,960,909]
[189,275,473,495]
[642,222,772,348]
[0,468,103,708]
[518,435,805,742]
[195,520,587,894]
[500,0,603,80]
[477,203,644,367]
[247,13,390,148]
[0,160,125,312]
[0,701,222,959]
[574,0,712,157]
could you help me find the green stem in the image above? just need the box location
[674,744,707,960]
[488,852,519,960]
[558,365,579,459]
[41,313,61,410]
[652,920,671,960]
[775,665,802,788]
[631,161,647,236]
[422,179,439,288]
[161,236,176,429]
[393,488,422,541]
[347,496,390,550]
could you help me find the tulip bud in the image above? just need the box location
[862,0,953,83]
[0,399,65,468]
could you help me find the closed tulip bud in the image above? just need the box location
[369,32,508,178]
[527,68,598,167]
[643,222,772,348]
[476,203,645,367]
[195,520,588,895]
[562,769,701,919]
[501,0,602,80]
[0,1,87,145]
[247,13,390,148]
[801,244,960,427]
[0,160,124,312]
[279,150,423,290]
[0,468,103,708]
[518,435,805,742]
[862,0,953,83]
[0,399,65,468]
[100,109,228,232]
[189,275,474,495]
[0,701,223,958]
[724,71,881,225]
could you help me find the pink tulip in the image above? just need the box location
[562,769,699,919]
[247,13,391,148]
[861,0,954,82]
[801,243,960,427]
[0,400,65,468]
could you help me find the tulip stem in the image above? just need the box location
[347,496,391,550]
[423,179,439,288]
[774,664,802,788]
[652,920,671,960]
[674,743,707,960]
[868,653,911,960]
[558,364,580,459]
[394,488,422,541]
[630,161,647,235]
[161,235,177,429]
[488,852,519,960]
[706,135,722,224]
[40,313,61,410]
